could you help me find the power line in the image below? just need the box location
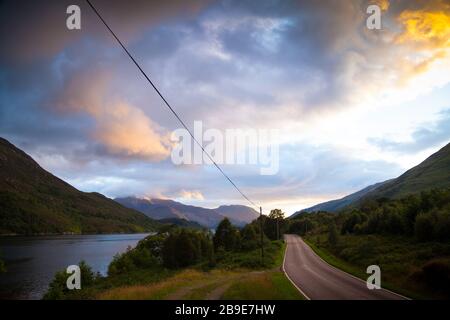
[86,0,258,209]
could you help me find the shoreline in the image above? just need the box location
[0,231,155,237]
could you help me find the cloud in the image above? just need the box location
[372,0,390,11]
[396,2,450,50]
[0,0,209,63]
[50,63,171,161]
[178,190,205,200]
[369,109,450,153]
[93,101,171,160]
[1,0,449,213]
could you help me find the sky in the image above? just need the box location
[1,0,449,215]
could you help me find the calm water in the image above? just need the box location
[0,233,149,299]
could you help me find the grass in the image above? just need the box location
[304,239,367,280]
[220,271,304,300]
[214,240,284,270]
[304,233,450,299]
[274,241,286,268]
[97,268,302,300]
[183,282,223,300]
[43,237,304,300]
[97,269,226,300]
[220,242,304,300]
[95,240,305,300]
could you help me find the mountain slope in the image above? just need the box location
[293,181,389,215]
[362,142,450,200]
[215,205,259,224]
[157,218,206,230]
[115,197,258,228]
[0,137,160,235]
[294,142,450,215]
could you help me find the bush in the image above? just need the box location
[341,211,367,235]
[328,222,339,246]
[416,260,450,295]
[435,211,450,241]
[108,245,158,276]
[43,261,97,300]
[414,213,436,242]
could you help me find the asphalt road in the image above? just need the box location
[283,234,407,300]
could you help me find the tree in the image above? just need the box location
[0,250,5,273]
[43,261,96,300]
[213,218,239,251]
[176,230,200,267]
[328,222,339,246]
[415,213,435,242]
[240,224,259,250]
[268,209,285,240]
[162,229,210,268]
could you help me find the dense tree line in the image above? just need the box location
[288,189,450,244]
[162,229,214,268]
[339,189,450,242]
[107,216,278,273]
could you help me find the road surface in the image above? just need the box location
[283,234,407,300]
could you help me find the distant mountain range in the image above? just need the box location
[294,142,450,215]
[157,218,206,230]
[0,137,160,235]
[115,197,259,228]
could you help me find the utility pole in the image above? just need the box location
[276,218,279,240]
[260,206,264,264]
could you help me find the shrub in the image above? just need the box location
[435,211,450,241]
[328,222,339,246]
[417,260,450,295]
[43,261,97,300]
[414,213,436,242]
[108,245,158,276]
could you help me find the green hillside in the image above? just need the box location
[295,142,450,214]
[0,138,160,235]
[364,142,450,200]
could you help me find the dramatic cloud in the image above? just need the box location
[1,0,449,213]
[396,1,450,50]
[50,63,171,161]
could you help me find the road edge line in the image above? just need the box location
[299,236,411,300]
[282,236,311,300]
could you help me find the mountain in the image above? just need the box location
[293,142,450,215]
[115,197,258,228]
[215,205,259,224]
[0,137,160,235]
[157,218,206,230]
[362,142,450,200]
[293,181,389,215]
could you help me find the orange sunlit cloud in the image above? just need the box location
[397,10,450,49]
